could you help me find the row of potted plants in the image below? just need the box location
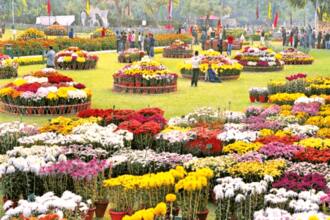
[180,50,243,81]
[234,46,284,72]
[280,48,314,65]
[118,48,145,63]
[113,57,178,94]
[55,47,99,70]
[162,39,193,58]
[0,68,92,115]
[0,53,18,79]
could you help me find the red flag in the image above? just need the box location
[47,0,51,16]
[168,0,173,19]
[256,0,259,19]
[273,12,279,28]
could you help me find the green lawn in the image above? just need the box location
[0,48,330,125]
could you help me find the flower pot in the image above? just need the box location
[109,210,128,220]
[258,95,266,103]
[249,96,256,103]
[197,209,209,220]
[94,200,109,218]
[85,207,95,220]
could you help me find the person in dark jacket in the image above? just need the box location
[207,64,221,83]
[201,31,207,50]
[68,28,74,39]
[149,34,155,57]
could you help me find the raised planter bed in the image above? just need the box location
[113,83,177,94]
[0,101,91,115]
[181,73,240,81]
[243,65,284,72]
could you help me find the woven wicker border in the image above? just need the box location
[0,101,91,115]
[181,74,240,81]
[243,65,284,72]
[113,83,177,94]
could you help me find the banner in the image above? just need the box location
[47,0,51,16]
[273,12,279,28]
[256,0,259,19]
[86,0,90,16]
[268,1,272,19]
[168,0,173,19]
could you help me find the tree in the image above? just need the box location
[287,0,330,21]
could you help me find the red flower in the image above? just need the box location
[118,119,142,133]
[294,148,330,163]
[255,135,300,145]
[74,83,86,89]
[77,109,114,118]
[48,74,73,84]
[16,82,41,93]
[135,121,162,135]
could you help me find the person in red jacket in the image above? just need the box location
[101,27,106,38]
[227,35,234,56]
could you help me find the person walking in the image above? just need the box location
[68,28,74,39]
[149,34,155,58]
[218,31,223,54]
[138,32,143,50]
[116,31,121,53]
[131,31,136,48]
[201,30,207,50]
[192,26,198,45]
[260,29,265,45]
[289,30,294,47]
[122,32,127,51]
[293,28,299,49]
[281,27,287,47]
[317,31,322,49]
[44,46,56,68]
[227,35,234,56]
[191,51,201,87]
[144,34,150,55]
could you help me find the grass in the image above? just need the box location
[0,47,330,125]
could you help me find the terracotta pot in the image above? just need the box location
[258,95,266,103]
[94,200,109,218]
[249,96,256,103]
[84,207,95,220]
[109,210,128,220]
[197,209,209,220]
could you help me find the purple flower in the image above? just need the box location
[292,102,321,116]
[259,142,302,159]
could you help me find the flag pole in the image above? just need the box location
[11,0,16,40]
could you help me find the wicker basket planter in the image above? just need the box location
[113,83,177,94]
[0,101,91,115]
[55,47,98,70]
[118,49,145,63]
[162,40,193,58]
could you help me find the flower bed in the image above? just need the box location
[204,39,242,50]
[113,57,178,94]
[44,24,67,36]
[234,46,284,72]
[0,68,92,115]
[162,39,193,58]
[280,48,314,65]
[118,48,145,63]
[180,50,243,81]
[1,81,330,220]
[0,34,192,56]
[55,47,99,70]
[91,28,115,38]
[0,53,18,79]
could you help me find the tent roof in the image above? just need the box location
[36,16,75,26]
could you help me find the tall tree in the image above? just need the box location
[287,0,330,21]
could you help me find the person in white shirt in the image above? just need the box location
[138,32,143,50]
[191,51,201,87]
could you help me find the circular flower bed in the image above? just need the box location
[0,54,18,79]
[234,46,284,72]
[0,68,92,115]
[280,48,314,65]
[113,57,178,94]
[55,47,99,70]
[118,48,145,63]
[180,50,243,81]
[44,24,67,36]
[163,40,193,58]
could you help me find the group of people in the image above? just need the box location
[191,26,236,56]
[190,51,222,87]
[281,25,330,49]
[115,30,155,57]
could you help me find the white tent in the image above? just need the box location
[36,16,75,26]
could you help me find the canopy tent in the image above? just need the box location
[36,16,75,26]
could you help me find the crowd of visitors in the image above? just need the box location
[115,30,155,57]
[281,25,330,49]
